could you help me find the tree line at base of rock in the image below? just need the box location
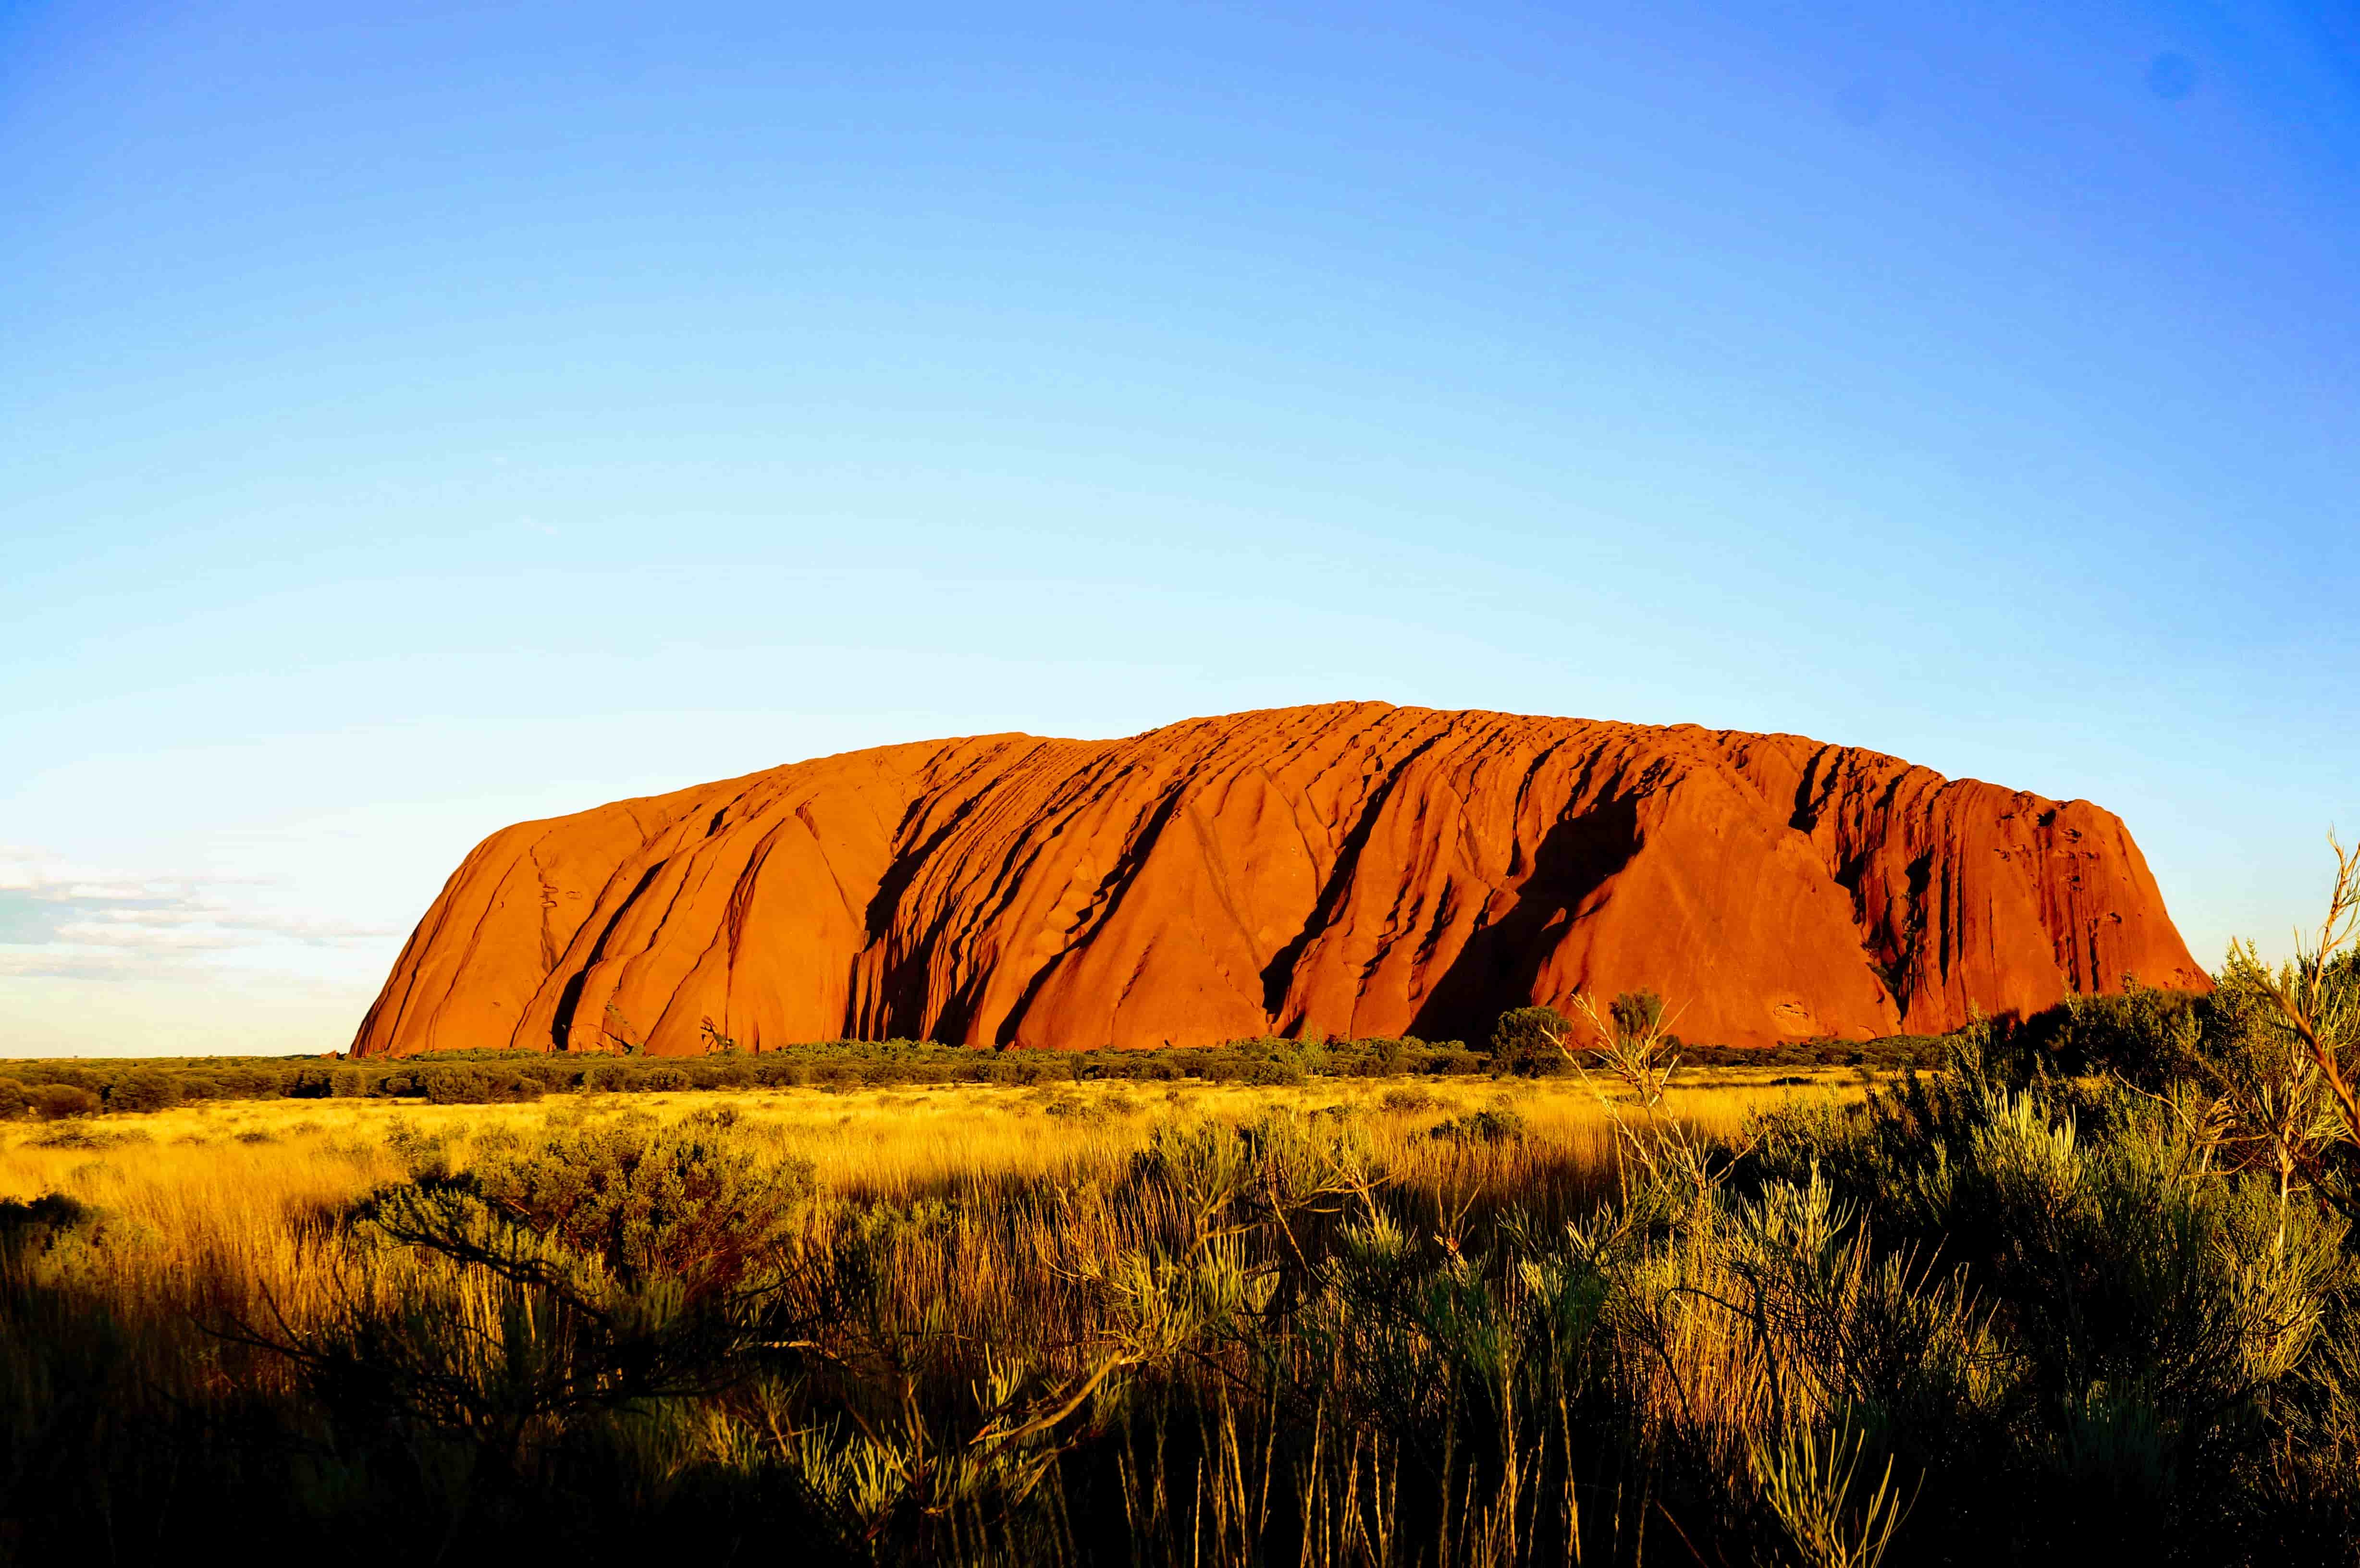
[0,993,2210,1116]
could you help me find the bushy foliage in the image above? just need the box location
[420,1064,542,1104]
[371,1114,811,1294]
[1429,1105,1529,1144]
[0,1192,91,1262]
[233,1116,823,1494]
[27,1083,99,1120]
[1733,1047,2355,1556]
[0,1027,1964,1120]
[214,1066,284,1098]
[1609,986,1667,1039]
[105,1069,180,1113]
[1487,1004,1573,1076]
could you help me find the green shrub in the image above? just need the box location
[2014,982,2211,1086]
[213,1066,281,1100]
[106,1069,180,1114]
[0,1078,27,1120]
[1428,1106,1526,1144]
[420,1066,540,1105]
[691,1059,753,1091]
[1487,1004,1572,1076]
[1608,987,1667,1038]
[370,1118,814,1289]
[420,1067,490,1104]
[20,1066,101,1096]
[31,1123,145,1150]
[1238,1056,1305,1087]
[235,1117,830,1504]
[753,1057,809,1088]
[28,1084,100,1120]
[0,1193,91,1262]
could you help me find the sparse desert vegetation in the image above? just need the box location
[0,1070,1848,1563]
[2,851,2357,1564]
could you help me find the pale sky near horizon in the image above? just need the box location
[4,1,2356,1057]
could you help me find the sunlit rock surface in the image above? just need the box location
[353,702,2206,1056]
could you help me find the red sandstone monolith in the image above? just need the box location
[351,703,2208,1056]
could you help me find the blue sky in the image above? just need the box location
[3,0,2354,1055]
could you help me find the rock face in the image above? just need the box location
[352,703,2208,1057]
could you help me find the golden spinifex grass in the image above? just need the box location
[0,1071,1863,1561]
[11,1072,1849,1198]
[0,1071,1839,1321]
[6,1016,2355,1568]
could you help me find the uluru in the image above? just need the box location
[351,703,2208,1057]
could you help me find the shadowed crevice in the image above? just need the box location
[1405,794,1643,1045]
[548,859,668,1051]
[983,779,1196,1047]
[1258,733,1446,1020]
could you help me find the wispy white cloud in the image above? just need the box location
[0,950,197,981]
[0,847,399,980]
